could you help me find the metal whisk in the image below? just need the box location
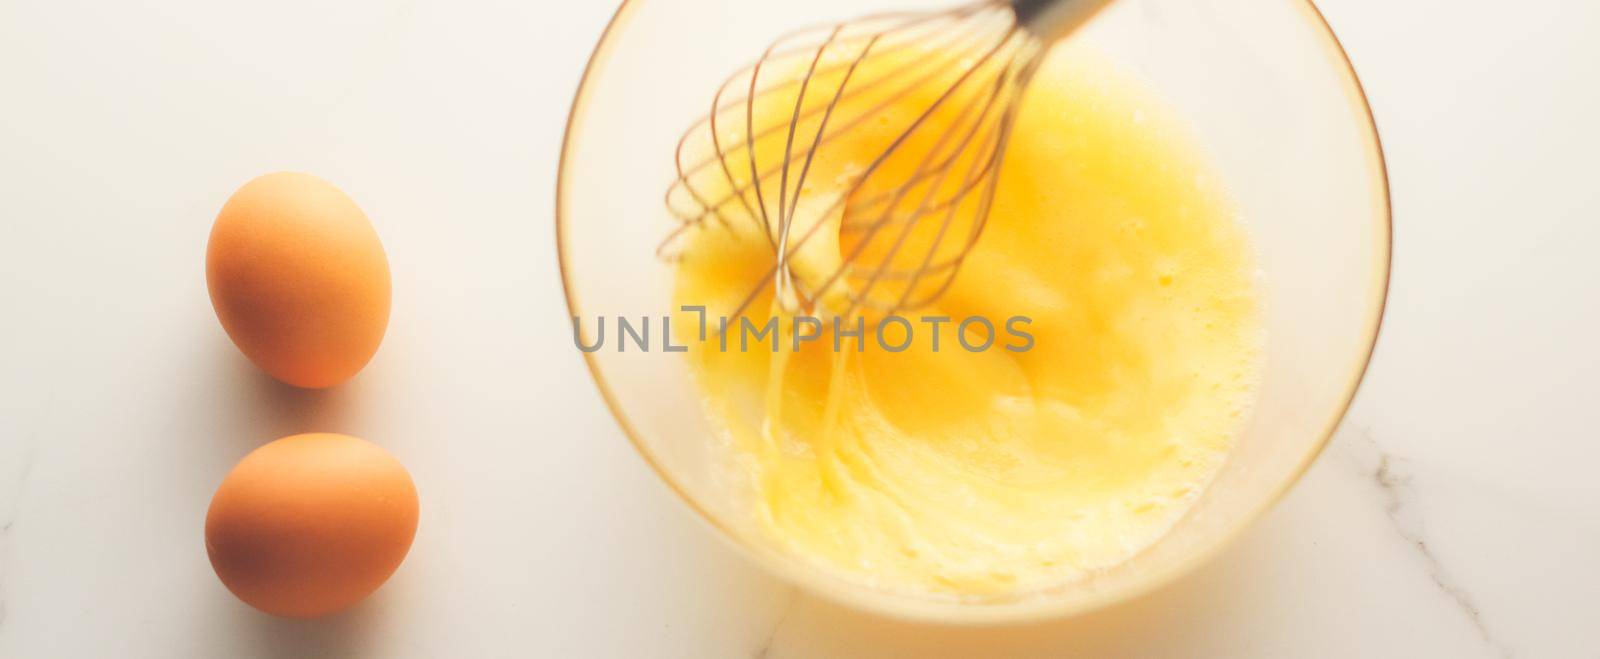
[665,0,1113,319]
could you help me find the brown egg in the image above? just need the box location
[207,172,390,389]
[205,433,419,618]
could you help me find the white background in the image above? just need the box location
[2,0,1597,657]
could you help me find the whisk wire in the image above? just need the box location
[667,12,1005,236]
[806,28,1030,315]
[664,0,1100,320]
[737,22,1021,318]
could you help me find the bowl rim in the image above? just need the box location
[555,0,1393,624]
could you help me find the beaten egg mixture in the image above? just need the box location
[669,46,1260,598]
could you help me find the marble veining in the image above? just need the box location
[1356,429,1513,658]
[0,439,39,636]
[754,587,799,659]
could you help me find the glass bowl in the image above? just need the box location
[557,0,1389,623]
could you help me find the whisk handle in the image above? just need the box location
[1011,0,1115,42]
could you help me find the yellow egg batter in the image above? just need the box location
[669,45,1260,598]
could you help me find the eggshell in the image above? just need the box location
[205,433,419,618]
[207,172,390,388]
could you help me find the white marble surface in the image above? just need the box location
[1,0,1597,657]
